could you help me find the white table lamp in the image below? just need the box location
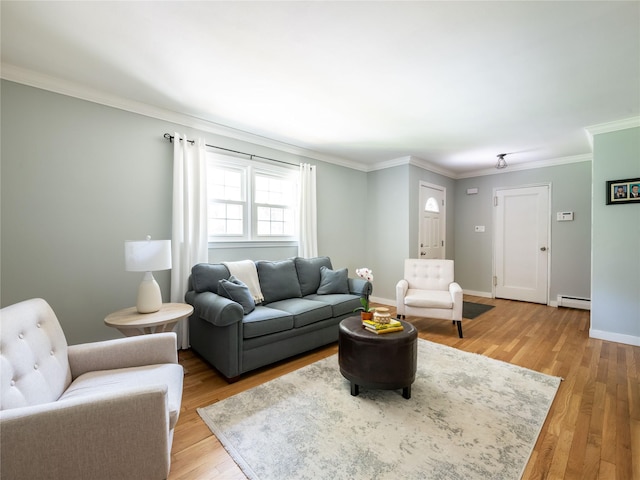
[125,236,172,313]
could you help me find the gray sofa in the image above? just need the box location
[185,256,372,380]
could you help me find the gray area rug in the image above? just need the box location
[198,339,561,480]
[462,301,495,319]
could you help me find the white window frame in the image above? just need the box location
[207,152,299,246]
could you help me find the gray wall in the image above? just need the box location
[365,165,410,302]
[364,163,457,303]
[3,80,636,346]
[454,161,592,302]
[1,80,367,344]
[591,127,640,342]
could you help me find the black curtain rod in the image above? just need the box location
[163,133,298,167]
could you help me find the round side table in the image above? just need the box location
[104,303,194,336]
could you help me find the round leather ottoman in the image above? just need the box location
[338,316,417,399]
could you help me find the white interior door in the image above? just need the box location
[494,185,550,304]
[419,182,445,259]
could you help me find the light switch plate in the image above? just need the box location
[474,225,485,232]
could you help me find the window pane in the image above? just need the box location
[425,197,440,212]
[257,206,270,221]
[210,202,244,235]
[211,168,243,201]
[257,220,271,235]
[255,173,294,206]
[227,219,243,235]
[227,204,242,219]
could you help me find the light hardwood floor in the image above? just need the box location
[169,296,639,480]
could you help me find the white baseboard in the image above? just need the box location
[370,296,394,306]
[589,329,640,347]
[462,290,492,298]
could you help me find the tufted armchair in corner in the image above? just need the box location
[0,298,184,480]
[396,259,464,338]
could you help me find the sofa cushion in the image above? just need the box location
[256,259,302,303]
[304,293,363,317]
[191,263,230,293]
[242,306,294,339]
[266,298,333,328]
[294,256,333,296]
[59,363,184,429]
[317,266,349,295]
[218,276,255,314]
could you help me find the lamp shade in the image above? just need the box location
[125,238,172,272]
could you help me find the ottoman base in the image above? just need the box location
[338,316,418,399]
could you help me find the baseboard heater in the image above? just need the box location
[557,295,591,310]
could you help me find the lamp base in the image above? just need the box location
[136,271,163,313]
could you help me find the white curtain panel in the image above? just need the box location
[298,163,318,258]
[171,133,208,349]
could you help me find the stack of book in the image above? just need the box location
[362,318,404,334]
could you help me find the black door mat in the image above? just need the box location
[463,301,495,319]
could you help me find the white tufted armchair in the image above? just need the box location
[396,259,464,337]
[0,298,184,480]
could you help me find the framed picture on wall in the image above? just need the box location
[606,177,640,205]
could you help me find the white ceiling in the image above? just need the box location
[2,1,639,174]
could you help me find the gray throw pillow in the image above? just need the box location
[256,259,302,303]
[191,263,231,293]
[294,256,333,296]
[218,275,255,314]
[316,266,349,295]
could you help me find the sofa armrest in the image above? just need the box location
[67,332,178,379]
[449,282,463,320]
[186,290,244,327]
[348,278,373,297]
[0,386,171,480]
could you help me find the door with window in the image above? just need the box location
[419,182,446,259]
[494,185,550,304]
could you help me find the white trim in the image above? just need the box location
[585,116,640,137]
[1,63,367,171]
[2,63,621,178]
[370,296,395,307]
[408,156,458,178]
[589,329,640,347]
[457,154,592,179]
[463,290,492,298]
[584,116,640,149]
[208,241,298,249]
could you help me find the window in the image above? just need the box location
[208,153,298,243]
[424,197,440,213]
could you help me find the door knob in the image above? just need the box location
[420,251,426,256]
[540,246,547,251]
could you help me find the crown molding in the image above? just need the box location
[584,116,640,148]
[456,153,593,179]
[1,63,368,171]
[368,155,458,178]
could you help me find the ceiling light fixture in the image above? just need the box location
[495,153,508,169]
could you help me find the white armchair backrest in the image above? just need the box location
[404,259,455,291]
[1,298,71,410]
